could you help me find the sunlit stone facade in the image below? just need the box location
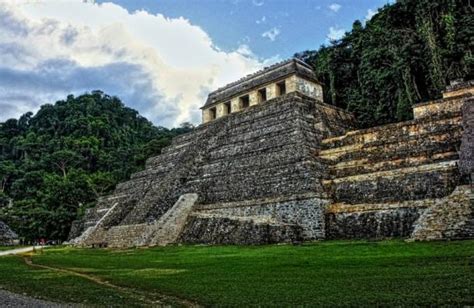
[201,59,323,123]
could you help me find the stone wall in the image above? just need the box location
[204,59,320,108]
[459,97,473,180]
[72,92,354,247]
[72,80,473,247]
[410,186,473,241]
[179,214,303,245]
[320,83,472,240]
[190,194,328,239]
[326,208,421,239]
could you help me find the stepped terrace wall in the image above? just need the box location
[72,92,354,247]
[322,86,472,240]
[72,81,473,246]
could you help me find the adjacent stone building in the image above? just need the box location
[71,59,474,247]
[0,221,18,246]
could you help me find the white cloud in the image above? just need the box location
[256,16,266,24]
[328,3,341,13]
[327,26,345,41]
[365,8,377,21]
[252,0,264,6]
[262,27,280,42]
[0,1,274,127]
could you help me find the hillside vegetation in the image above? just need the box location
[297,0,473,127]
[0,91,192,241]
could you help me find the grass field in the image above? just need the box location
[0,240,473,306]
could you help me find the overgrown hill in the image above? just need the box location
[297,0,473,127]
[0,91,193,240]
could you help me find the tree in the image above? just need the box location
[0,91,191,241]
[296,0,472,127]
[0,161,15,193]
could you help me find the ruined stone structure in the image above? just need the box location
[71,59,474,247]
[0,221,18,245]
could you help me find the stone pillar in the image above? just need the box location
[266,82,278,100]
[216,103,227,118]
[202,109,212,123]
[231,97,240,112]
[249,90,259,106]
[286,75,298,93]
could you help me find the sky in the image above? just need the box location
[0,0,393,127]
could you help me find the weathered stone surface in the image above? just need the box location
[179,214,303,245]
[411,186,474,240]
[326,208,421,239]
[203,58,321,108]
[443,79,474,98]
[145,193,198,246]
[0,221,18,245]
[71,67,473,246]
[459,97,474,180]
[191,194,328,240]
[72,92,351,247]
[319,85,472,240]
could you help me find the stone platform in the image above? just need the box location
[71,76,473,247]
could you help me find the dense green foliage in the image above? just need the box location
[297,0,473,127]
[0,91,192,241]
[1,240,473,306]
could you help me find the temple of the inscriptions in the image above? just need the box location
[70,58,474,247]
[201,59,323,123]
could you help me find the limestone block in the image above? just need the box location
[266,82,278,100]
[202,109,213,123]
[216,103,227,118]
[294,76,323,101]
[249,90,259,106]
[193,194,329,240]
[460,97,474,178]
[179,214,303,245]
[411,186,474,240]
[286,75,298,93]
[413,97,464,119]
[326,207,422,239]
[231,97,240,112]
[443,80,474,98]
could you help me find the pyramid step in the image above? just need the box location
[320,128,461,163]
[321,114,461,150]
[323,160,460,204]
[329,151,458,178]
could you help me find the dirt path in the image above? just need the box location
[0,246,44,256]
[22,255,200,307]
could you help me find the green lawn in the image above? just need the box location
[0,240,473,306]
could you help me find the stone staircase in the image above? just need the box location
[144,193,199,246]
